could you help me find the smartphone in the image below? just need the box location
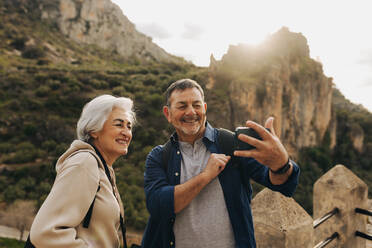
[234,127,263,150]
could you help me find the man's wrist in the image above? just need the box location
[199,171,213,184]
[270,159,291,175]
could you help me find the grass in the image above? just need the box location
[0,237,25,248]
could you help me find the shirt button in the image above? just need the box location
[175,172,179,176]
[176,151,180,155]
[170,241,174,246]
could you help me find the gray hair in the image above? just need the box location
[77,94,135,142]
[165,78,204,106]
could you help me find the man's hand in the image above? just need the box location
[233,117,288,172]
[202,153,230,181]
[174,153,230,213]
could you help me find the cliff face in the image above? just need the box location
[38,0,181,63]
[207,28,334,156]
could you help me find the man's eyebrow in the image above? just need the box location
[175,100,202,105]
[175,102,187,105]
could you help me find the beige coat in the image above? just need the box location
[30,140,124,248]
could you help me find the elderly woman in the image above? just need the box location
[28,94,135,248]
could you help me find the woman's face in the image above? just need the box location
[91,107,132,165]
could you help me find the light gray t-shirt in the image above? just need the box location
[173,138,235,248]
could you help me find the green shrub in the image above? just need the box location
[35,85,51,97]
[8,99,21,111]
[35,181,52,196]
[112,86,125,95]
[47,79,61,90]
[23,124,37,136]
[55,143,68,157]
[3,142,38,164]
[0,237,25,248]
[34,72,49,84]
[143,75,158,86]
[18,177,36,192]
[0,176,7,190]
[137,67,149,74]
[22,45,45,59]
[41,140,57,153]
[90,79,109,89]
[37,58,51,65]
[21,98,43,111]
[10,37,27,50]
[3,185,26,203]
[5,74,25,88]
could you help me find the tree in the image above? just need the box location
[0,200,36,241]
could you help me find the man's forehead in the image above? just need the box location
[170,88,203,102]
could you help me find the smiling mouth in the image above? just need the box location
[116,139,129,145]
[183,120,197,124]
[181,116,200,124]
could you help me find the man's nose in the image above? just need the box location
[185,105,196,115]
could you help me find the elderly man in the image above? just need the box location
[141,78,300,248]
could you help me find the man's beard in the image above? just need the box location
[179,115,204,136]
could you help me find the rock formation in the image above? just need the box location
[349,123,365,153]
[38,0,182,63]
[251,188,313,248]
[207,27,334,157]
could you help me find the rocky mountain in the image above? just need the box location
[2,0,183,64]
[207,27,333,157]
[204,27,372,213]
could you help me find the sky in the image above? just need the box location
[112,0,372,113]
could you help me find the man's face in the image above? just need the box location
[164,87,207,143]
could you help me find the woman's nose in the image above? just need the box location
[121,128,131,137]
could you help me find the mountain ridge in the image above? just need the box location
[1,0,186,65]
[207,27,333,156]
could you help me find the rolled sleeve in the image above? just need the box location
[144,146,175,220]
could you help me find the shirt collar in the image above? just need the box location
[203,121,215,143]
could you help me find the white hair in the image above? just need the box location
[77,94,135,142]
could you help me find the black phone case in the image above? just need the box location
[234,127,262,150]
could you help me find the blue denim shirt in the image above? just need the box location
[141,122,300,248]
